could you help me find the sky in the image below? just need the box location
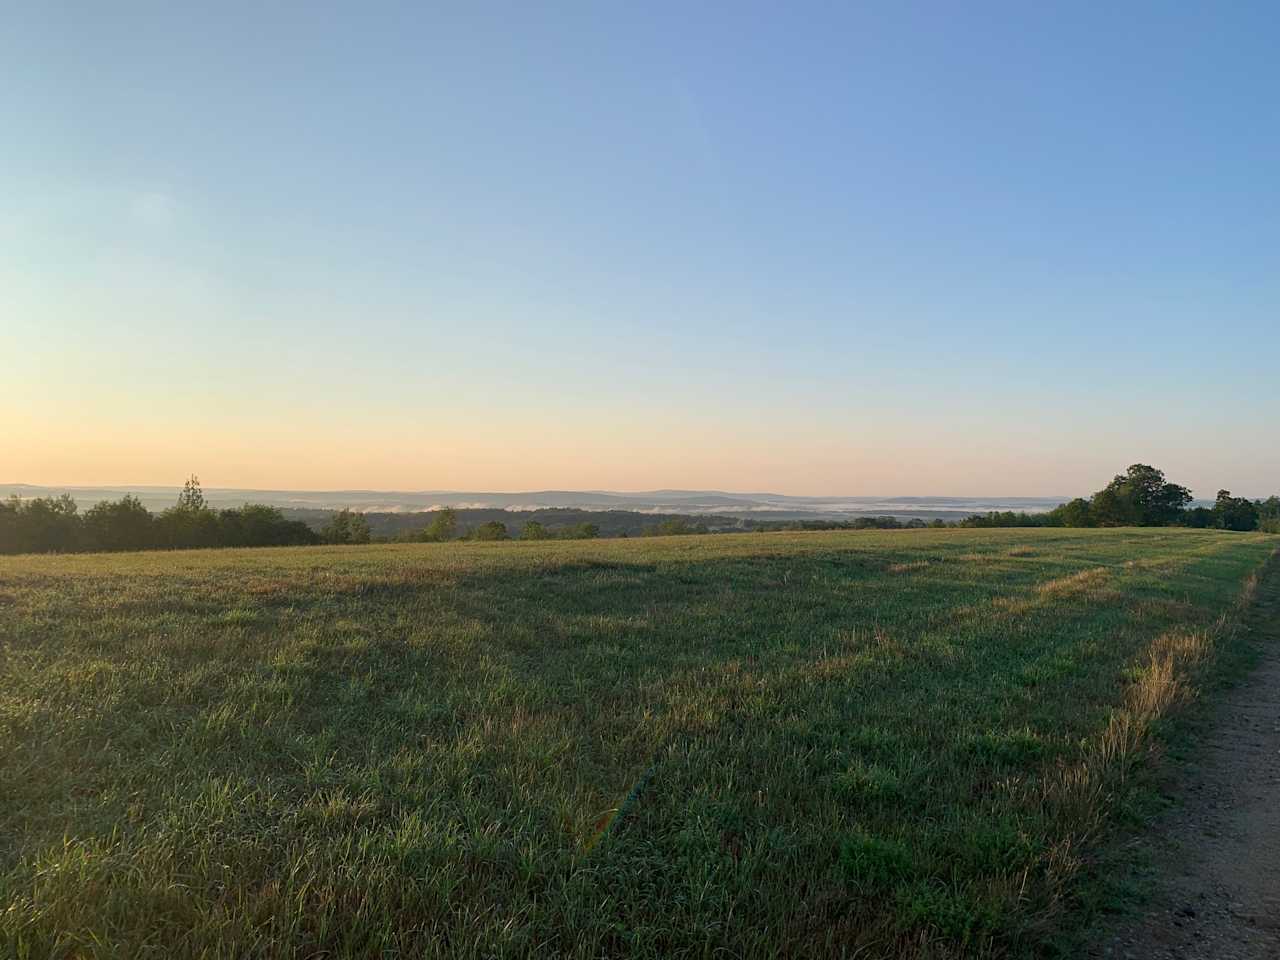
[3,2,1278,498]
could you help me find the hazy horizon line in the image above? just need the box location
[2,481,1078,501]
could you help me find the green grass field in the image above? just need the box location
[1,528,1275,958]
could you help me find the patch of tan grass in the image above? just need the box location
[990,568,1113,615]
[992,595,1034,615]
[805,652,875,680]
[1036,567,1109,597]
[887,560,930,574]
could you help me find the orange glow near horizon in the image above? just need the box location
[4,401,1272,500]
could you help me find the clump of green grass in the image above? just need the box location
[966,728,1048,767]
[835,759,904,803]
[841,830,915,893]
[0,528,1274,958]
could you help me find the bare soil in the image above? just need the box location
[1094,568,1280,959]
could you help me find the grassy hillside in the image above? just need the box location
[1,528,1275,958]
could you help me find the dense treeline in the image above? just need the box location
[960,465,1279,532]
[0,478,319,555]
[740,516,946,533]
[278,506,742,541]
[0,487,610,555]
[397,508,602,543]
[383,509,946,540]
[317,508,942,541]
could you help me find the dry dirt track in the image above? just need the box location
[1094,564,1280,959]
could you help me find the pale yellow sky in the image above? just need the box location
[6,397,1271,499]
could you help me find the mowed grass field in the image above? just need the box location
[1,528,1276,958]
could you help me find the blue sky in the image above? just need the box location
[3,2,1278,496]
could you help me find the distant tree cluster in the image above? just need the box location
[555,521,601,540]
[959,512,1050,529]
[519,520,548,540]
[320,509,371,544]
[961,465,1277,532]
[418,508,459,542]
[744,516,947,532]
[643,518,710,536]
[470,520,509,541]
[398,509,601,543]
[311,505,741,541]
[0,476,320,555]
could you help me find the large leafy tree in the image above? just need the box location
[1090,464,1191,527]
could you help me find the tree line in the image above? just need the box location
[3,466,1275,555]
[0,483,608,555]
[960,465,1280,533]
[0,477,321,554]
[321,507,605,544]
[387,508,601,543]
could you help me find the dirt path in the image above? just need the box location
[1094,568,1280,959]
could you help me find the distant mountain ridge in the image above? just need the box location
[0,484,1074,521]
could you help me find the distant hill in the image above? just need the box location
[0,484,1076,521]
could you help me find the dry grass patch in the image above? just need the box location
[887,560,930,574]
[991,567,1117,617]
[992,595,1035,616]
[1037,567,1110,597]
